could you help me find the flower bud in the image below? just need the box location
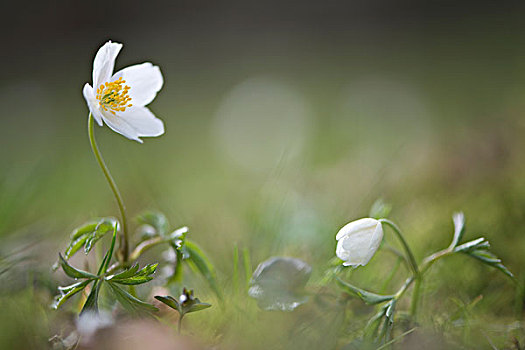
[335,218,383,267]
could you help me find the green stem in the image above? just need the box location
[379,219,419,277]
[379,219,422,320]
[178,314,183,334]
[88,113,129,263]
[410,276,422,320]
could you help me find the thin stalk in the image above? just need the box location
[379,219,419,277]
[178,314,183,334]
[379,219,421,320]
[88,114,129,263]
[410,276,422,320]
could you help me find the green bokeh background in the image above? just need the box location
[1,1,525,348]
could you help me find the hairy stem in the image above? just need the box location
[88,113,129,263]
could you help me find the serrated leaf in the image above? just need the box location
[464,249,515,280]
[453,237,488,253]
[70,222,99,241]
[106,264,140,281]
[106,282,158,313]
[80,280,102,315]
[449,212,465,249]
[185,240,222,300]
[106,263,158,285]
[84,219,117,254]
[136,211,170,237]
[335,277,395,305]
[52,280,92,310]
[65,218,117,259]
[379,299,397,343]
[58,254,97,279]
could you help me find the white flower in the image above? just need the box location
[335,218,383,267]
[82,41,164,143]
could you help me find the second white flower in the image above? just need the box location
[336,218,383,267]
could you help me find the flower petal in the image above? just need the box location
[101,111,142,143]
[361,222,383,265]
[112,63,163,107]
[82,83,103,126]
[120,106,164,137]
[93,41,122,89]
[101,106,164,143]
[336,218,379,241]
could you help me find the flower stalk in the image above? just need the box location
[379,219,419,277]
[88,113,129,263]
[379,219,424,320]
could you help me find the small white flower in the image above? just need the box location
[335,218,383,267]
[83,41,164,143]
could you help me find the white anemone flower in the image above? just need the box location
[82,41,164,143]
[336,218,383,267]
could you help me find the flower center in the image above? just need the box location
[96,77,133,115]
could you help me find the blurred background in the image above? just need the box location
[1,0,525,348]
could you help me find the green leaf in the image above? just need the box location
[185,240,222,300]
[154,295,180,311]
[106,264,140,280]
[107,263,158,285]
[81,280,102,315]
[136,211,170,237]
[464,249,515,280]
[335,277,395,305]
[378,299,397,344]
[65,218,117,259]
[155,291,211,316]
[186,299,211,314]
[65,223,97,259]
[84,218,117,254]
[449,212,465,249]
[453,237,488,253]
[58,254,98,279]
[106,282,158,313]
[52,280,92,310]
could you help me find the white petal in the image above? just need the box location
[337,229,375,266]
[101,106,164,143]
[361,222,383,265]
[120,106,164,137]
[93,41,122,89]
[82,83,103,126]
[112,63,163,107]
[336,218,379,241]
[100,110,142,143]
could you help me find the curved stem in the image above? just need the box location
[88,114,129,263]
[379,219,419,277]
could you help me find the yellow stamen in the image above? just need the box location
[96,78,132,115]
